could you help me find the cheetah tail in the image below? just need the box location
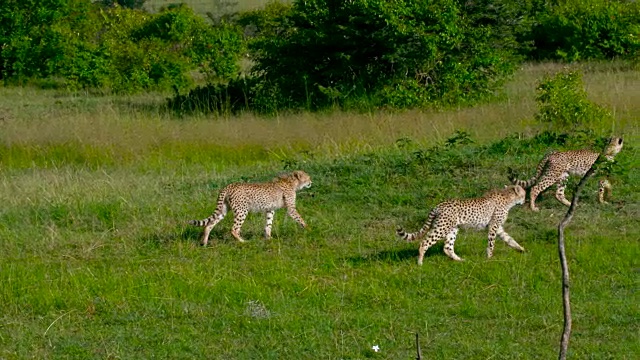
[509,175,537,189]
[188,189,228,227]
[396,209,436,242]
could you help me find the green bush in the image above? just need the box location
[218,0,520,113]
[0,1,244,92]
[530,0,640,61]
[234,1,293,39]
[534,70,613,131]
[0,0,94,82]
[455,0,547,57]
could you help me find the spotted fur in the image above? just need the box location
[189,170,312,245]
[396,185,526,265]
[598,179,612,204]
[509,137,623,211]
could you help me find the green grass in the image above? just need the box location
[0,62,639,359]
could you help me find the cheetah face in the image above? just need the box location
[605,137,623,159]
[293,170,312,190]
[504,185,526,205]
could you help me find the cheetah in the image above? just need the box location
[509,137,623,211]
[189,170,312,246]
[397,185,526,265]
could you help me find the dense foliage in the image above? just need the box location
[530,0,640,61]
[0,1,244,92]
[173,0,524,113]
[1,0,638,110]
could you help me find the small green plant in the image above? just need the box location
[534,70,613,131]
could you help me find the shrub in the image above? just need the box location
[0,1,244,92]
[534,70,613,131]
[0,0,95,82]
[130,4,244,85]
[530,0,640,61]
[234,1,293,39]
[224,0,520,113]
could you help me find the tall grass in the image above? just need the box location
[0,62,638,358]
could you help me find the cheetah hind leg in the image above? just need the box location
[554,176,572,207]
[529,175,559,211]
[200,209,227,246]
[205,211,226,246]
[230,211,247,243]
[417,232,442,266]
[443,228,463,262]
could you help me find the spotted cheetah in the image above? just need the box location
[509,137,623,211]
[189,170,312,245]
[397,185,526,265]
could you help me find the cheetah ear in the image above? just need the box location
[618,137,623,145]
[293,171,302,180]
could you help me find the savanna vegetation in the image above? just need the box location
[0,0,638,358]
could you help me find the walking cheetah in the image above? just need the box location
[397,185,526,265]
[189,170,312,246]
[509,137,623,211]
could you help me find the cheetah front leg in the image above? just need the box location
[283,195,308,229]
[264,210,275,239]
[496,226,525,253]
[487,221,499,258]
[286,207,307,229]
[554,174,572,207]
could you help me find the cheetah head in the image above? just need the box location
[604,137,623,160]
[504,184,526,205]
[292,170,312,190]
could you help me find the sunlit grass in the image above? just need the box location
[0,62,638,358]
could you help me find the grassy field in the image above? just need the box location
[0,62,638,359]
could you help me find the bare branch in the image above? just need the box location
[557,154,604,360]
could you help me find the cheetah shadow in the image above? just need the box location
[344,243,444,266]
[142,224,271,246]
[140,225,205,246]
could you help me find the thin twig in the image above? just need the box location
[557,156,602,360]
[415,332,422,360]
